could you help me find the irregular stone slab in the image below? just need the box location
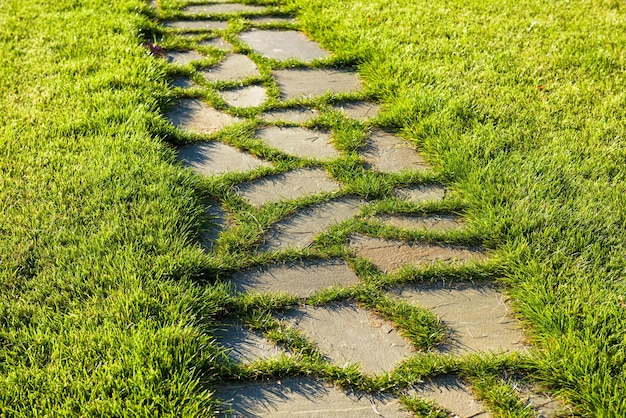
[215,378,409,417]
[249,15,298,25]
[235,168,342,206]
[390,282,525,354]
[332,101,380,121]
[394,184,447,203]
[515,381,574,417]
[164,50,205,65]
[373,213,463,232]
[280,302,413,374]
[240,30,330,61]
[200,54,260,82]
[214,318,287,363]
[219,85,267,108]
[261,197,364,251]
[171,77,196,88]
[261,107,319,123]
[230,259,361,297]
[177,141,271,176]
[273,68,363,101]
[162,20,229,31]
[409,376,490,418]
[198,37,232,51]
[361,130,429,173]
[349,234,486,273]
[201,201,228,249]
[184,3,266,15]
[166,98,243,136]
[256,127,339,161]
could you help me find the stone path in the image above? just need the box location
[146,1,568,416]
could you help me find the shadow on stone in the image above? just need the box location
[408,375,490,418]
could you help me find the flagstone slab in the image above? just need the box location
[184,3,266,15]
[230,259,361,297]
[200,54,260,82]
[332,101,380,121]
[349,234,486,273]
[166,98,243,135]
[215,378,409,417]
[235,168,342,206]
[219,85,267,108]
[261,197,364,251]
[240,30,330,61]
[361,130,429,173]
[178,141,271,176]
[256,127,339,161]
[214,318,288,363]
[171,77,196,88]
[390,282,525,354]
[273,68,363,101]
[198,37,232,51]
[249,15,298,26]
[409,376,490,418]
[514,381,574,417]
[394,184,447,203]
[164,50,206,65]
[261,107,319,123]
[202,201,228,249]
[280,302,413,374]
[163,20,229,31]
[373,213,464,232]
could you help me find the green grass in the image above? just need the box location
[2,0,626,416]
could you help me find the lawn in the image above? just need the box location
[1,0,625,416]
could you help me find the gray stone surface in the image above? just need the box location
[230,259,361,297]
[198,37,232,51]
[349,234,486,273]
[390,282,525,354]
[177,141,271,176]
[261,107,319,123]
[361,130,429,173]
[162,20,229,31]
[202,201,228,249]
[273,68,363,101]
[166,98,243,135]
[256,127,339,161]
[219,85,267,108]
[373,213,463,232]
[394,184,447,203]
[249,15,298,25]
[332,101,380,121]
[261,197,364,251]
[409,376,490,418]
[200,54,260,82]
[235,168,342,206]
[171,77,196,88]
[184,3,266,15]
[164,50,205,65]
[214,319,288,363]
[215,378,410,417]
[515,381,574,417]
[280,302,413,374]
[240,30,330,61]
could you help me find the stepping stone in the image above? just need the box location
[162,20,229,31]
[214,318,288,363]
[361,130,429,173]
[199,54,260,82]
[390,282,525,354]
[280,302,413,374]
[198,37,232,51]
[373,213,463,232]
[332,101,380,121]
[255,126,339,161]
[394,184,447,203]
[235,168,342,206]
[514,381,573,417]
[171,77,196,88]
[261,107,319,123]
[219,85,267,108]
[239,30,330,61]
[201,201,228,249]
[409,376,490,418]
[230,259,361,297]
[164,50,205,65]
[177,141,271,176]
[249,15,298,26]
[215,378,409,417]
[184,3,266,15]
[273,68,363,101]
[261,196,364,251]
[349,234,485,273]
[166,98,243,136]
